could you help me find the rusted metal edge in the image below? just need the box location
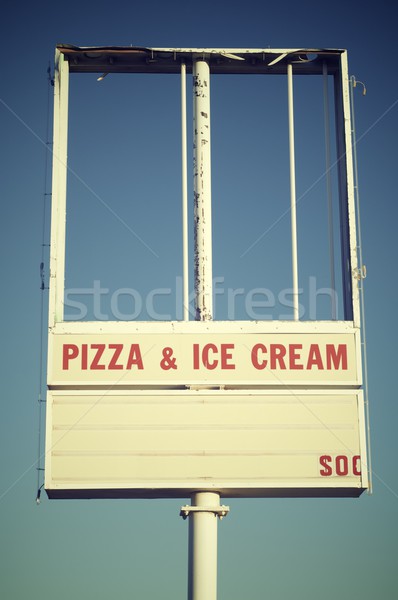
[56,45,344,75]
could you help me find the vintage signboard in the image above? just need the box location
[46,321,367,498]
[46,388,367,498]
[44,46,370,499]
[48,325,361,387]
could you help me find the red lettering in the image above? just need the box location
[270,344,286,370]
[352,455,361,476]
[251,343,267,370]
[62,344,79,370]
[81,344,88,370]
[126,344,144,370]
[221,344,235,370]
[90,344,106,370]
[193,343,235,370]
[289,344,303,370]
[326,344,347,370]
[202,343,218,370]
[320,454,361,477]
[306,344,324,370]
[193,344,199,370]
[336,455,349,476]
[108,344,123,370]
[319,455,333,476]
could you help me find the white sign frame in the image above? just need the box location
[45,47,369,499]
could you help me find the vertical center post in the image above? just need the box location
[193,59,213,321]
[187,492,221,600]
[182,58,227,600]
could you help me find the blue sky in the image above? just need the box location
[1,1,398,598]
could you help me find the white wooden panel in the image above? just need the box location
[45,390,366,497]
[49,330,360,386]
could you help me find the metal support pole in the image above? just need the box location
[349,75,372,492]
[323,62,337,320]
[49,49,69,327]
[180,59,228,600]
[189,493,219,600]
[181,62,189,321]
[193,59,213,321]
[287,63,299,321]
[180,492,229,600]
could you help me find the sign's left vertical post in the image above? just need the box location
[48,49,69,328]
[45,50,69,491]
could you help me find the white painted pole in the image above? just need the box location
[188,492,220,600]
[49,49,69,327]
[349,74,373,493]
[323,62,337,320]
[193,59,213,321]
[340,51,361,327]
[186,59,222,600]
[287,63,299,321]
[181,62,189,321]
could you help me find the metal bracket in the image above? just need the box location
[180,505,230,520]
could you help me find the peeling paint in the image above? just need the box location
[193,60,213,323]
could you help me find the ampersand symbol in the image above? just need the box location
[160,347,177,370]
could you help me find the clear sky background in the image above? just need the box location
[1,1,398,599]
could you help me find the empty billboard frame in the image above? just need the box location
[45,46,369,499]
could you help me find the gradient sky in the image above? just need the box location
[1,1,398,599]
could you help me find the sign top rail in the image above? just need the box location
[57,45,344,75]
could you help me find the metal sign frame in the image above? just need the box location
[45,46,368,501]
